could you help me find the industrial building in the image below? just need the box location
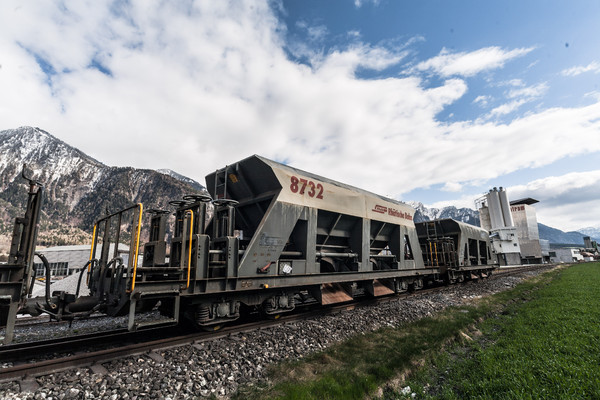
[539,239,551,263]
[510,198,543,264]
[550,247,584,263]
[582,236,599,251]
[478,188,547,265]
[477,187,521,265]
[33,244,129,277]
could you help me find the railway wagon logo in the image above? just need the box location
[372,204,413,221]
[372,205,388,214]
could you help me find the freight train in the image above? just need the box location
[0,155,496,343]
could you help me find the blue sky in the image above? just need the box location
[0,0,599,231]
[281,0,600,201]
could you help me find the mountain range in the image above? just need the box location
[0,126,205,255]
[0,126,596,256]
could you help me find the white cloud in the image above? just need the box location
[354,0,380,8]
[442,182,463,192]
[413,46,534,77]
[316,44,408,74]
[562,61,600,77]
[508,171,600,231]
[488,82,548,117]
[296,21,328,42]
[489,99,528,116]
[585,91,600,101]
[0,1,599,230]
[505,79,524,87]
[507,82,548,99]
[509,171,600,205]
[473,95,492,107]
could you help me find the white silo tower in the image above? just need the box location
[498,187,515,228]
[477,187,521,266]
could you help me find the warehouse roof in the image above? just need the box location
[510,197,539,206]
[37,243,129,252]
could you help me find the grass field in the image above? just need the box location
[233,263,600,400]
[405,262,600,400]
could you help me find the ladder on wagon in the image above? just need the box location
[0,168,43,344]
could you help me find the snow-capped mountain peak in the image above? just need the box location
[577,226,600,239]
[157,169,205,192]
[407,201,480,226]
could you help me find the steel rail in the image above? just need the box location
[0,303,362,383]
[494,263,557,276]
[1,264,556,384]
[0,288,432,383]
[11,313,109,327]
[0,328,131,362]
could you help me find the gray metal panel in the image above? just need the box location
[238,201,304,277]
[305,207,318,274]
[499,188,515,228]
[510,204,542,259]
[487,189,504,229]
[478,206,492,231]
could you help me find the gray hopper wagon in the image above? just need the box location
[415,218,495,283]
[163,155,437,329]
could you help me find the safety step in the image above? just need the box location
[320,283,353,305]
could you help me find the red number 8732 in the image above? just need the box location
[290,176,324,199]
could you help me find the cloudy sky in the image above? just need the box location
[1,0,599,232]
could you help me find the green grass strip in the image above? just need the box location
[234,266,568,400]
[406,262,600,400]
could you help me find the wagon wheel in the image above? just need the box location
[213,198,239,207]
[168,200,188,208]
[183,194,212,203]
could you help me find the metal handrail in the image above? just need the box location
[182,210,194,290]
[87,224,97,285]
[107,257,124,294]
[34,253,57,310]
[128,203,143,293]
[77,259,96,297]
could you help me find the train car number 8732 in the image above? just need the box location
[290,176,324,199]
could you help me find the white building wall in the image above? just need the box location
[550,248,583,263]
[34,244,129,276]
[511,204,542,262]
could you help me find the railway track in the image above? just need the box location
[13,312,108,328]
[494,263,556,276]
[0,300,376,383]
[0,263,556,386]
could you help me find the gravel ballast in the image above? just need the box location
[0,267,552,399]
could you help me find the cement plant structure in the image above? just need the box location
[477,188,545,265]
[509,198,543,264]
[477,187,521,265]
